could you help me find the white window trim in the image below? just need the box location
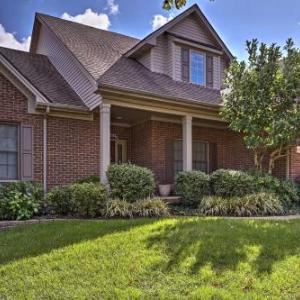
[189,50,206,86]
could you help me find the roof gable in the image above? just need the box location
[31,13,139,80]
[0,47,86,108]
[125,4,233,60]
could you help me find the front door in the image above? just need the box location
[111,139,127,164]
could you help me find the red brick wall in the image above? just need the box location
[47,116,100,187]
[148,120,255,183]
[0,72,295,188]
[289,147,300,183]
[0,73,44,183]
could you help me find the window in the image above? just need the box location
[190,51,205,85]
[0,124,18,180]
[192,141,207,172]
[173,140,208,176]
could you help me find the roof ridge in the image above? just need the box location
[36,12,140,41]
[0,46,47,57]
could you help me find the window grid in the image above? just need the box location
[0,124,18,180]
[173,140,208,176]
[190,50,205,85]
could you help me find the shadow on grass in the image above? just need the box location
[146,218,300,275]
[0,218,155,265]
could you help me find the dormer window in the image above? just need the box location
[181,47,214,88]
[190,51,205,85]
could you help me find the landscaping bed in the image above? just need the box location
[1,164,300,222]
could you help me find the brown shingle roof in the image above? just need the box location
[0,47,86,108]
[37,14,139,80]
[98,58,222,106]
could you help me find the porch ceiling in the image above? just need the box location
[111,105,227,129]
[111,105,182,126]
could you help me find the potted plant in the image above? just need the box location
[158,182,172,197]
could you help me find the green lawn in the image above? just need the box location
[0,218,300,299]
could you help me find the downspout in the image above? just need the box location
[43,106,50,193]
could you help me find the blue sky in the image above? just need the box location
[0,0,299,60]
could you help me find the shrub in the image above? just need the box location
[107,164,155,202]
[199,192,284,217]
[103,198,169,218]
[0,191,40,220]
[46,185,73,216]
[134,199,169,217]
[210,169,256,198]
[76,175,100,184]
[249,170,299,205]
[70,183,108,217]
[47,183,108,217]
[175,171,210,207]
[104,199,133,218]
[0,182,43,220]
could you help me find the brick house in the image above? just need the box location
[0,4,299,191]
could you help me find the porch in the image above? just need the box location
[99,102,255,184]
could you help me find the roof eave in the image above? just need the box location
[98,83,222,110]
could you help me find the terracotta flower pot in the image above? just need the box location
[158,184,171,197]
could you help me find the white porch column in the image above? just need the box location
[182,115,193,171]
[100,103,111,183]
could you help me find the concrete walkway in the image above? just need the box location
[226,215,300,221]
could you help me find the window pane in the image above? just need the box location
[193,141,207,172]
[0,124,18,180]
[190,52,205,85]
[174,140,183,176]
[0,138,17,151]
[8,153,17,165]
[0,165,7,178]
[0,153,7,164]
[8,165,17,179]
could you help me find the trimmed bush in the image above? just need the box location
[107,164,155,202]
[103,198,169,218]
[46,185,73,216]
[175,171,210,207]
[134,199,169,217]
[46,183,108,217]
[249,170,299,205]
[0,182,43,220]
[76,175,100,184]
[70,183,108,217]
[199,192,284,217]
[210,169,256,198]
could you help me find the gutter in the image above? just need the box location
[98,84,223,110]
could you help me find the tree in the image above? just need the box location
[221,39,300,173]
[162,0,214,9]
[163,0,187,10]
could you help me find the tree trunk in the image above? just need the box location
[254,150,264,171]
[268,147,290,174]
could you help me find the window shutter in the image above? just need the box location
[21,125,33,180]
[209,143,218,173]
[181,48,190,82]
[206,55,214,88]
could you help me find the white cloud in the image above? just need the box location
[0,24,31,51]
[152,14,173,31]
[61,8,110,30]
[106,0,119,15]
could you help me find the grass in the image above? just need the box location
[0,218,300,299]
